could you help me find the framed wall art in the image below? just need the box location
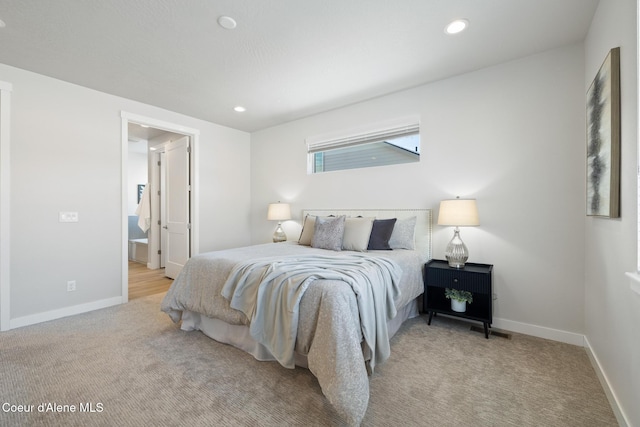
[586,47,620,218]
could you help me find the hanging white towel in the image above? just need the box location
[135,183,151,232]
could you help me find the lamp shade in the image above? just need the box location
[267,202,291,221]
[437,198,479,227]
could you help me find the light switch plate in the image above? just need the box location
[59,212,79,223]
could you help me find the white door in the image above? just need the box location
[164,136,190,279]
[159,152,167,269]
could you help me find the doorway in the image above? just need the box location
[128,260,172,300]
[121,112,200,303]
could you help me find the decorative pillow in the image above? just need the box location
[311,215,346,251]
[367,218,397,250]
[298,215,316,246]
[389,216,417,250]
[342,217,374,252]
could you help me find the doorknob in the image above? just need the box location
[162,226,168,229]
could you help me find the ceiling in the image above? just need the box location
[0,0,599,133]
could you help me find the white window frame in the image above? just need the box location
[306,116,420,174]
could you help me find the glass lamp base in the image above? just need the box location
[272,223,287,243]
[445,228,469,268]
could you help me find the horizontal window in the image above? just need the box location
[307,118,420,174]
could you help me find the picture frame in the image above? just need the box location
[586,47,620,218]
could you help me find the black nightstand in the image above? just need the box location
[423,259,493,338]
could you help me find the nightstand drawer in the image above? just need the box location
[425,268,490,294]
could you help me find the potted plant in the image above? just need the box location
[445,288,473,313]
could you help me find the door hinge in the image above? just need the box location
[187,223,192,230]
[187,145,191,153]
[157,220,161,225]
[157,249,162,255]
[157,160,161,166]
[157,190,161,196]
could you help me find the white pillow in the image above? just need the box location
[298,215,316,246]
[342,217,374,252]
[389,216,417,250]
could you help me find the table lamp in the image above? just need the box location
[267,202,291,242]
[437,197,479,268]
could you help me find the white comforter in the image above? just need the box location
[161,243,424,426]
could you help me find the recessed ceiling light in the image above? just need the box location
[218,16,237,30]
[234,106,246,112]
[445,19,469,35]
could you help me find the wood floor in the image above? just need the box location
[128,261,173,300]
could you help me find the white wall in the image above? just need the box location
[584,0,639,425]
[251,44,587,340]
[1,63,251,322]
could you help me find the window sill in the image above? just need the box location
[625,272,640,296]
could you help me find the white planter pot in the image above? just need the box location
[451,299,466,313]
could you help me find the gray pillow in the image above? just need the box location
[389,216,417,250]
[342,217,374,252]
[367,218,397,250]
[311,215,346,251]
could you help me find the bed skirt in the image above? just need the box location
[180,297,420,369]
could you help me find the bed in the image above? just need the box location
[161,209,432,425]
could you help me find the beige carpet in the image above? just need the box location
[0,293,617,426]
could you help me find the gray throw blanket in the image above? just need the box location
[221,253,402,370]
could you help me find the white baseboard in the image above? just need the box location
[9,297,123,330]
[584,336,630,427]
[492,317,585,346]
[491,317,628,426]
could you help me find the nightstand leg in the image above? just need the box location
[427,312,434,325]
[483,323,489,339]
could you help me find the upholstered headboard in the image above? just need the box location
[301,209,432,262]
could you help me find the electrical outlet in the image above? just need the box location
[67,280,76,292]
[59,212,79,223]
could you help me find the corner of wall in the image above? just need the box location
[584,336,631,427]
